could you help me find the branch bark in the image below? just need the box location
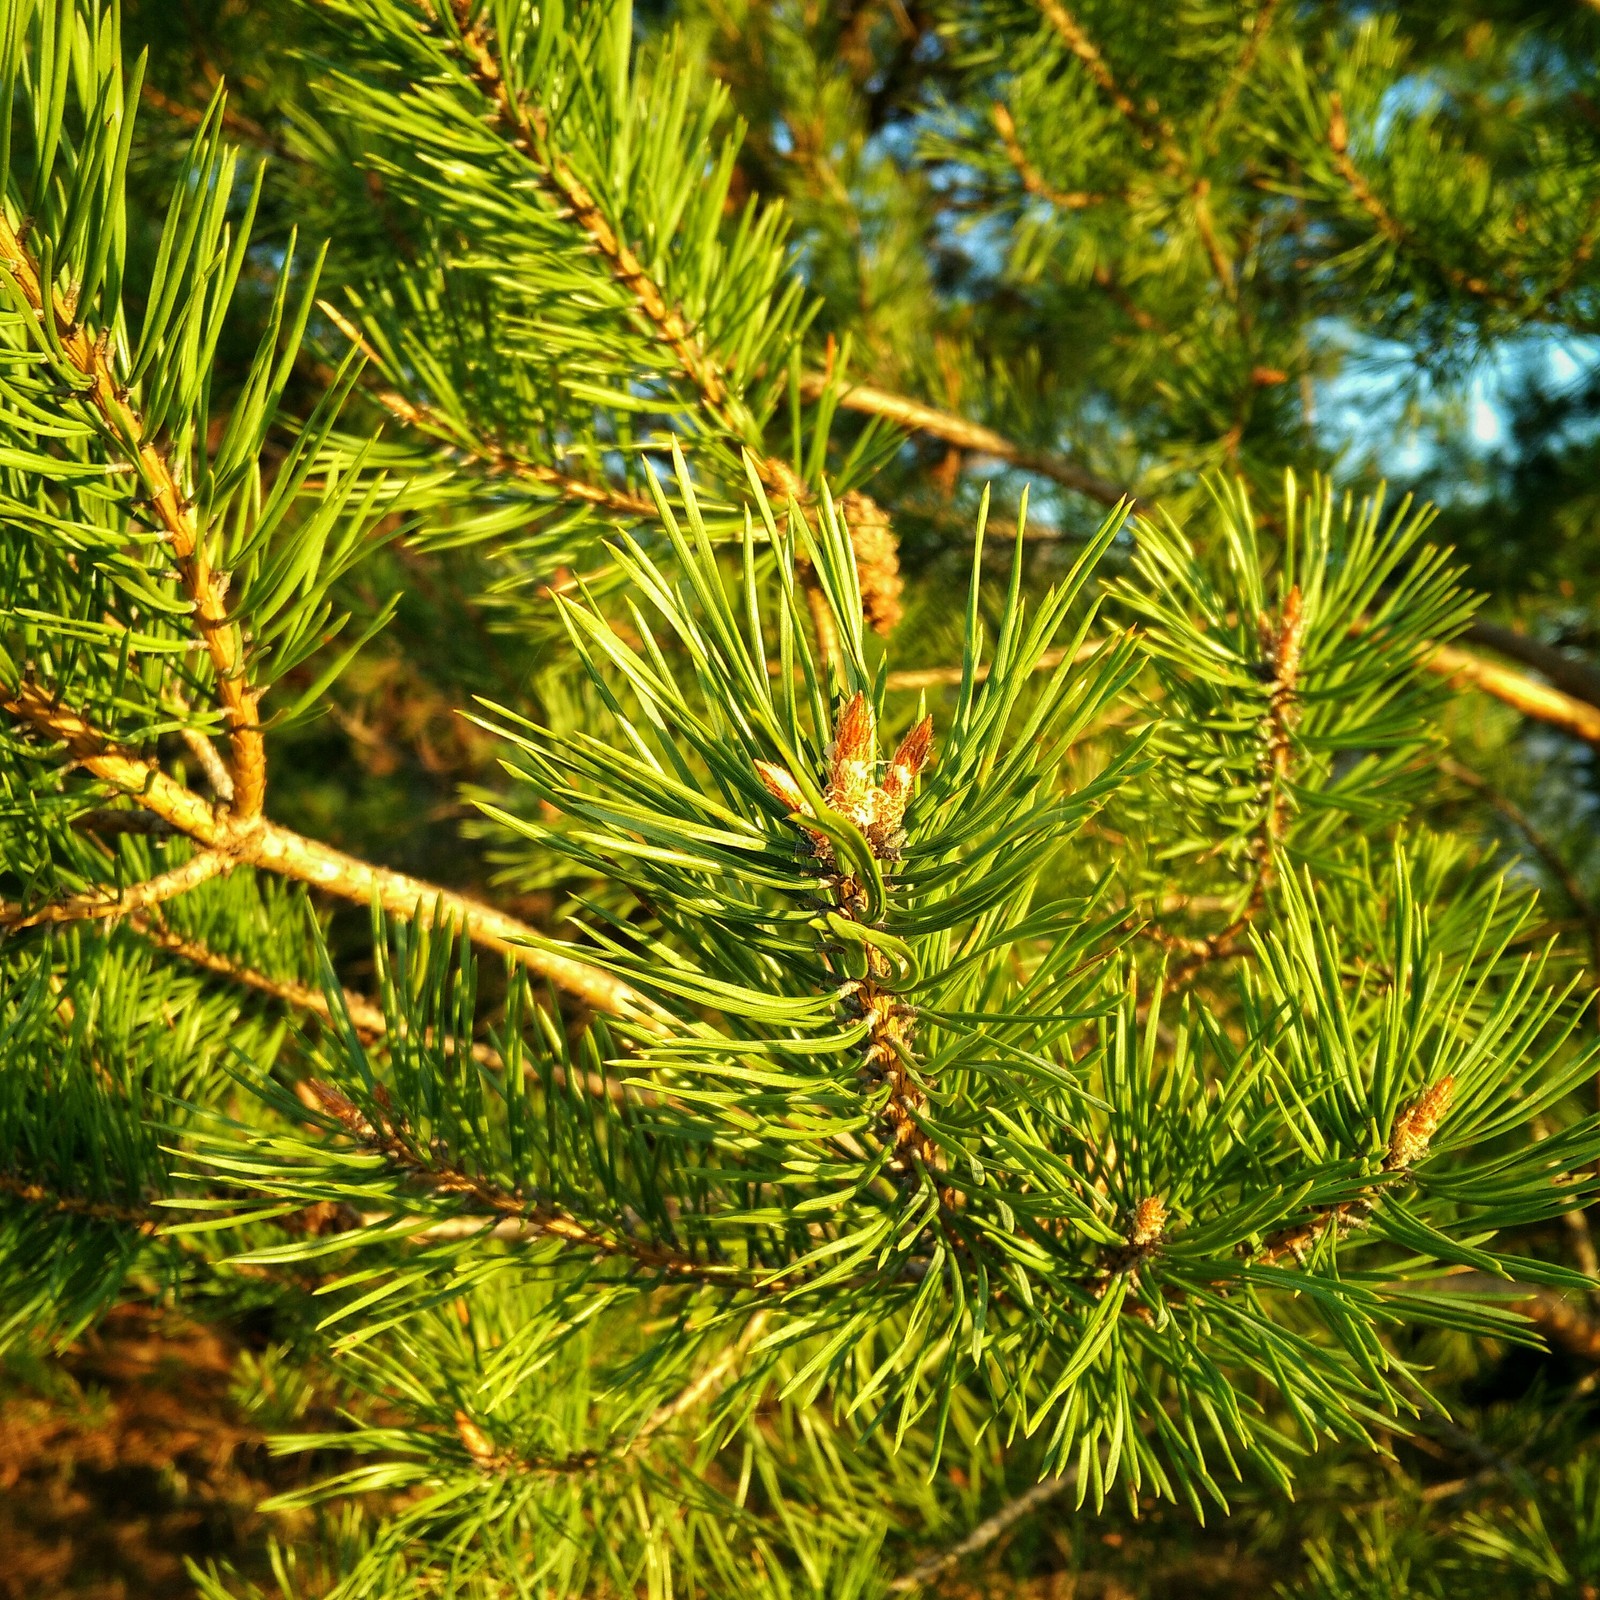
[1461,618,1600,712]
[798,372,1129,505]
[2,680,658,1024]
[1,850,231,929]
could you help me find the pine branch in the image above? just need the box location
[1034,1,1237,294]
[1440,756,1600,1031]
[796,372,1129,505]
[888,1468,1079,1591]
[455,1308,775,1478]
[317,301,657,519]
[799,379,1600,745]
[1461,619,1600,711]
[1035,0,1171,154]
[130,915,628,1102]
[623,1309,770,1455]
[0,850,232,929]
[1325,93,1507,305]
[1157,585,1304,981]
[1426,638,1600,744]
[427,1,900,644]
[0,1173,160,1234]
[754,692,937,1170]
[1202,0,1283,150]
[1246,1079,1456,1268]
[440,0,740,424]
[991,101,1106,210]
[301,1078,743,1281]
[0,213,268,818]
[1,680,656,1022]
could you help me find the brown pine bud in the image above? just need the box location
[1328,91,1350,154]
[303,1079,373,1137]
[1128,1195,1168,1249]
[839,489,904,637]
[455,1409,499,1468]
[1385,1076,1456,1171]
[881,715,935,808]
[826,692,878,827]
[754,760,810,815]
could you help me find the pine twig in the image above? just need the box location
[1203,0,1282,150]
[888,1469,1079,1591]
[316,301,657,520]
[1440,754,1600,1031]
[0,850,232,930]
[1426,638,1600,744]
[623,1309,772,1458]
[130,915,628,1102]
[304,1079,740,1282]
[796,372,1129,506]
[0,1172,161,1234]
[1034,2,1238,296]
[0,213,268,818]
[1035,0,1170,152]
[1325,93,1508,305]
[991,101,1106,210]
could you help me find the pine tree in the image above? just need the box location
[4,1,1600,1594]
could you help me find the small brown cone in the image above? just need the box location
[839,490,903,637]
[1385,1077,1456,1171]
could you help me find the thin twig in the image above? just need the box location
[1325,93,1507,305]
[317,302,656,520]
[797,372,1128,506]
[130,915,628,1102]
[0,213,268,817]
[0,850,231,929]
[1440,755,1600,1033]
[991,101,1105,210]
[305,1079,744,1283]
[889,1469,1079,1591]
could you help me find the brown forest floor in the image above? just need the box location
[0,1307,303,1600]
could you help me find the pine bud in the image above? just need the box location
[754,760,810,815]
[304,1078,373,1137]
[838,489,904,637]
[1384,1077,1455,1171]
[826,692,878,827]
[455,1408,499,1468]
[1128,1195,1168,1249]
[880,715,935,809]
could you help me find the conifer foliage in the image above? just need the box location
[3,1,1600,1595]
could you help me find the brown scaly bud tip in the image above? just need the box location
[304,1079,372,1137]
[826,692,878,824]
[1385,1076,1456,1171]
[454,1409,498,1467]
[839,489,904,637]
[1258,584,1305,687]
[1128,1195,1168,1249]
[1275,585,1304,683]
[881,715,935,807]
[1328,91,1349,155]
[754,759,811,816]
